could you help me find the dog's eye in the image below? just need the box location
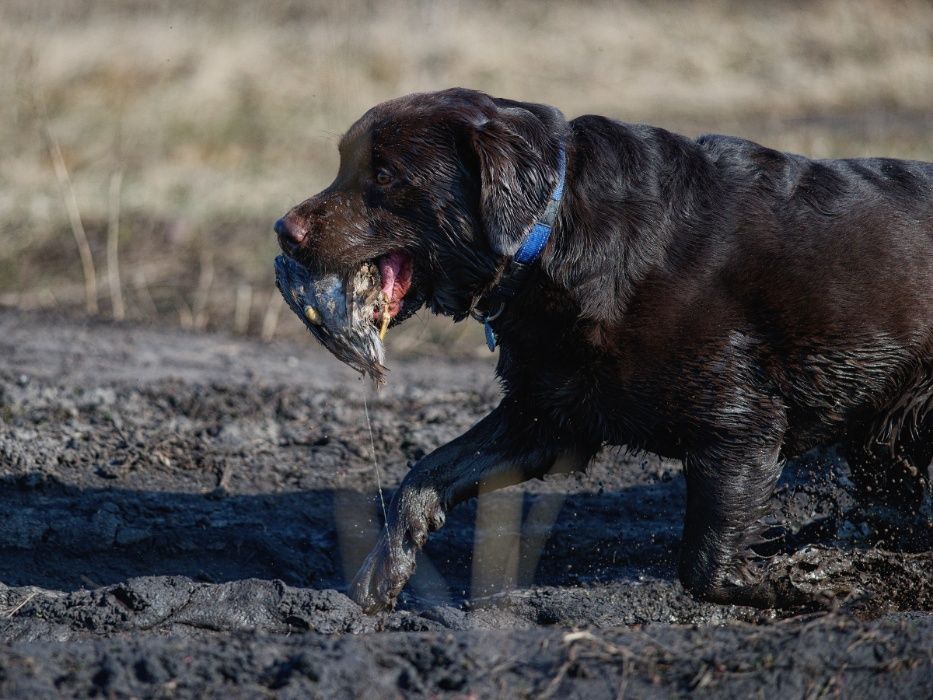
[375,169,393,186]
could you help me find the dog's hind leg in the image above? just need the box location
[348,401,593,613]
[678,431,825,609]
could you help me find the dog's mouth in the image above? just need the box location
[374,250,415,329]
[274,250,419,383]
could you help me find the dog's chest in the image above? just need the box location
[517,350,672,452]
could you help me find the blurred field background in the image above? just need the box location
[1,0,930,352]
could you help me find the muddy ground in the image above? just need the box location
[0,308,930,698]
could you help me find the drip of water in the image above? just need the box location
[363,391,391,539]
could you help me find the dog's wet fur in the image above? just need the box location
[275,88,933,612]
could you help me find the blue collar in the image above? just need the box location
[475,144,567,351]
[513,145,567,264]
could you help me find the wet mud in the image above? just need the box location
[0,309,930,697]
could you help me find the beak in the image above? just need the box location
[274,255,386,382]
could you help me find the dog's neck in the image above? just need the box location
[472,144,568,350]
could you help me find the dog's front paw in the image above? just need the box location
[348,489,446,613]
[347,534,411,613]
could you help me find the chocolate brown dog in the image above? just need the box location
[274,88,933,612]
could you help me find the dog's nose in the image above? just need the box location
[275,216,306,251]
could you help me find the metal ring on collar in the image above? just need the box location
[471,301,505,324]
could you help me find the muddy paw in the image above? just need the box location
[713,547,851,610]
[347,535,414,613]
[347,489,446,614]
[702,575,834,611]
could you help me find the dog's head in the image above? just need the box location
[274,88,567,379]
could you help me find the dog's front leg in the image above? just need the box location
[348,401,588,613]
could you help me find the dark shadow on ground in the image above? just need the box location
[0,473,686,598]
[0,455,927,606]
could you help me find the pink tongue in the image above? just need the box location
[378,253,403,299]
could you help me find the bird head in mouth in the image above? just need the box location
[273,251,414,383]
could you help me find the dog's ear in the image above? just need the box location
[452,96,566,257]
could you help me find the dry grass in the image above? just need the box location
[0,0,930,348]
